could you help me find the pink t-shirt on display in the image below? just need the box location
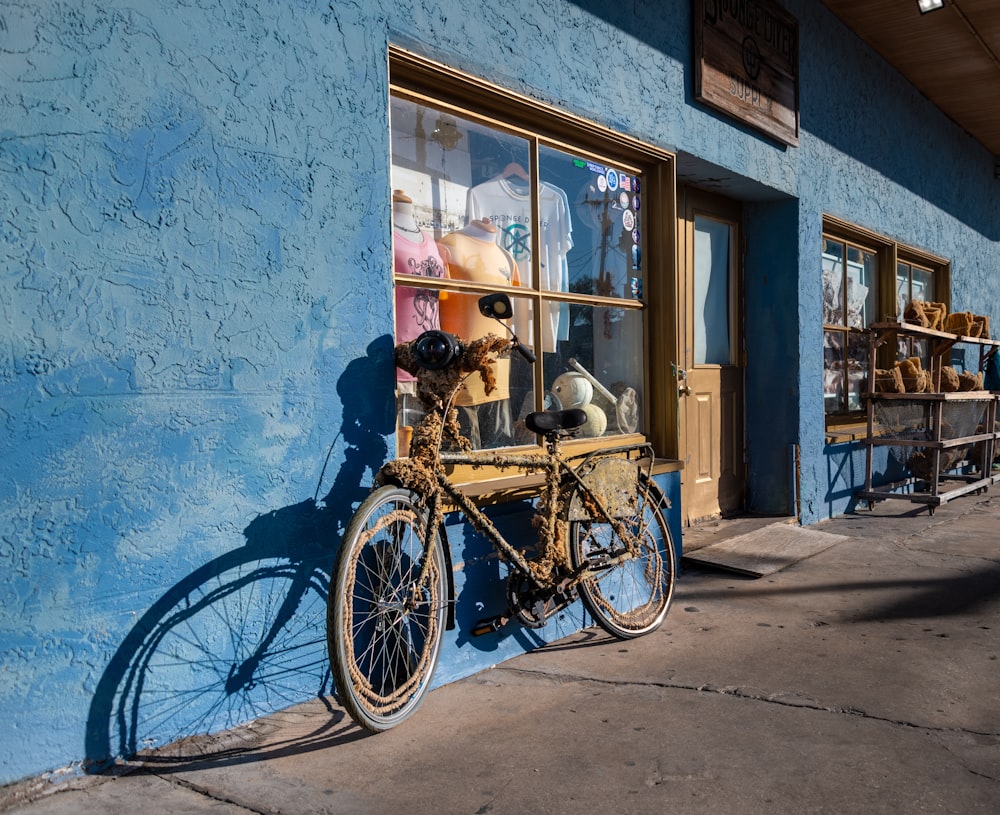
[394,230,448,383]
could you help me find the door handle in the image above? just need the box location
[674,365,692,396]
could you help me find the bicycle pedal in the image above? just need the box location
[471,615,507,636]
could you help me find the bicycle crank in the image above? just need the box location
[507,573,577,629]
[470,573,579,636]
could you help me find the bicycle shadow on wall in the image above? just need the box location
[84,336,396,771]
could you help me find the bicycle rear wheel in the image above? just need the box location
[569,467,675,638]
[328,486,447,731]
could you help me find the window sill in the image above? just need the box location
[825,422,901,444]
[453,456,683,505]
[825,423,868,444]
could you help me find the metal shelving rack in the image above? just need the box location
[857,322,1000,514]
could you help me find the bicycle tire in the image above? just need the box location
[569,467,675,638]
[328,486,448,731]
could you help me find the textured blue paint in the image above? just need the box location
[2,0,999,785]
[744,199,801,515]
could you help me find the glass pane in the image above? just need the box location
[538,145,642,304]
[823,329,845,415]
[912,266,934,303]
[396,290,536,451]
[845,246,877,329]
[390,95,646,449]
[896,262,911,320]
[540,305,644,438]
[693,216,732,365]
[822,239,845,326]
[390,97,530,239]
[846,331,867,411]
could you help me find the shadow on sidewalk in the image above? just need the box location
[680,561,1000,621]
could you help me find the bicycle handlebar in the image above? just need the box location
[404,330,534,373]
[513,338,536,365]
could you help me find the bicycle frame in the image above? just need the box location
[382,436,660,627]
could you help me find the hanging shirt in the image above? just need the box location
[466,176,573,352]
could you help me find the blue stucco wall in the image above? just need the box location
[791,1,1000,522]
[2,0,998,784]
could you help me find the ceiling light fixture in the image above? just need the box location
[917,0,945,13]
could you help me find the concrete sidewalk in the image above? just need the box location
[5,495,1000,814]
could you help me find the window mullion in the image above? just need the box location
[528,136,546,411]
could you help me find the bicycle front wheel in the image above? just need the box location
[569,469,675,638]
[328,486,448,731]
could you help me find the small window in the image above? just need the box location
[390,51,670,452]
[822,217,950,427]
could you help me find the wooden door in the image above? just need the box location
[678,188,745,524]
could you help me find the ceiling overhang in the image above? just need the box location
[821,0,1000,160]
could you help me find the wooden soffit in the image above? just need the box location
[821,0,1000,158]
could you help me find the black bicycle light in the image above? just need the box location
[478,293,513,321]
[414,330,462,370]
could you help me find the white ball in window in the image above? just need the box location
[580,403,608,437]
[552,372,593,408]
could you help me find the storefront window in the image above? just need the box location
[822,217,949,427]
[390,91,646,449]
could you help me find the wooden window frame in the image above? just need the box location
[389,47,679,482]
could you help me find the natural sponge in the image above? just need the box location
[897,356,928,393]
[909,448,964,481]
[945,310,976,337]
[923,302,947,331]
[903,299,930,328]
[958,370,984,391]
[939,366,960,393]
[903,299,947,331]
[972,314,991,340]
[873,367,904,394]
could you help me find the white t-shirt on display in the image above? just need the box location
[466,176,572,352]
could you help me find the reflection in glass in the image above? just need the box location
[896,261,935,321]
[846,247,876,328]
[912,267,933,303]
[539,145,641,303]
[895,261,936,367]
[822,239,845,325]
[896,266,910,321]
[823,329,845,415]
[693,216,732,365]
[846,331,867,411]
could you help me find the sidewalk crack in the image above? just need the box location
[499,666,1000,738]
[155,774,275,815]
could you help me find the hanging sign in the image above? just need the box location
[694,0,800,146]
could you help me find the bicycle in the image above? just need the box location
[327,293,676,732]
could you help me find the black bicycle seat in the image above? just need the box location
[524,408,588,435]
